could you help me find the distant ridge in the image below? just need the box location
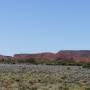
[0,50,90,62]
[14,50,90,62]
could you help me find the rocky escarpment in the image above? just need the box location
[56,50,90,62]
[0,50,90,63]
[14,52,56,60]
[14,50,90,62]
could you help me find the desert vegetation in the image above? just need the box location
[0,58,90,69]
[0,64,90,90]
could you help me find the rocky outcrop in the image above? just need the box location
[0,50,90,62]
[14,52,56,60]
[14,50,90,62]
[56,50,90,62]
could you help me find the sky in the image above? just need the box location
[0,0,90,55]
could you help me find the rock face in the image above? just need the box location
[56,50,90,62]
[0,50,90,62]
[14,52,56,60]
[14,50,90,62]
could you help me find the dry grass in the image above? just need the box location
[0,64,89,90]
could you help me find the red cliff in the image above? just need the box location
[0,50,90,62]
[14,52,56,60]
[56,50,90,62]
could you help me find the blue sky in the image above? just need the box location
[0,0,90,55]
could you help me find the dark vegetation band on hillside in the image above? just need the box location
[1,58,90,68]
